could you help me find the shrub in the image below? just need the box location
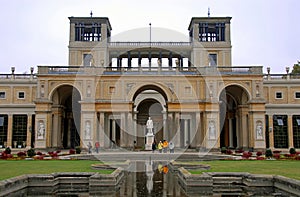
[221,147,227,154]
[36,151,43,155]
[273,150,281,154]
[235,149,244,154]
[75,146,81,154]
[289,147,296,155]
[265,149,273,158]
[256,151,263,156]
[69,149,75,154]
[27,148,36,157]
[4,147,11,154]
[273,153,281,159]
[17,151,26,157]
[242,151,252,159]
[226,149,233,155]
[256,156,265,160]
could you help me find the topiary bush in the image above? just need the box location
[221,147,227,154]
[27,148,36,157]
[265,149,273,158]
[4,147,11,154]
[75,146,81,154]
[289,147,296,155]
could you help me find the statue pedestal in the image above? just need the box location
[145,133,154,150]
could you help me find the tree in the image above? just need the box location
[291,61,300,74]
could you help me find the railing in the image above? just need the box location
[264,73,300,80]
[37,65,264,76]
[0,74,36,80]
[108,42,191,47]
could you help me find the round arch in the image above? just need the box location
[218,83,251,105]
[49,83,82,102]
[49,84,82,149]
[218,84,251,149]
[128,82,173,102]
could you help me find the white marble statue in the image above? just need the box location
[256,122,263,139]
[85,121,91,139]
[208,121,216,140]
[37,121,45,139]
[146,117,154,135]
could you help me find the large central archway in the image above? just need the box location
[133,88,167,148]
[51,85,81,148]
[219,85,250,149]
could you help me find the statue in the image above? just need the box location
[208,121,216,140]
[256,122,263,139]
[146,117,154,135]
[37,121,45,140]
[85,121,91,139]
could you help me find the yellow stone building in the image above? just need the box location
[0,15,299,151]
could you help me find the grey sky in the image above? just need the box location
[0,0,299,74]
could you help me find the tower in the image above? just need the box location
[188,17,232,67]
[68,16,112,66]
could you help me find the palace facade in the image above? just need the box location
[0,15,299,151]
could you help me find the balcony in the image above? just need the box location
[37,65,263,76]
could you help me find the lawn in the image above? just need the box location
[189,160,300,180]
[0,160,113,181]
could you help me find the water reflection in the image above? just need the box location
[6,160,294,196]
[120,161,187,197]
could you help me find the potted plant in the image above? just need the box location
[75,146,81,154]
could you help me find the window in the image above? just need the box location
[199,22,225,42]
[275,92,282,99]
[0,115,8,147]
[18,92,25,99]
[295,92,300,99]
[273,115,288,148]
[12,115,27,148]
[75,23,101,41]
[0,92,5,99]
[293,115,300,148]
[83,54,93,66]
[209,54,217,66]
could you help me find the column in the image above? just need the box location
[195,112,202,148]
[162,111,167,138]
[120,113,126,147]
[168,52,172,69]
[26,114,32,148]
[229,118,233,147]
[127,112,133,148]
[127,52,131,68]
[68,116,72,147]
[184,119,189,147]
[235,115,240,147]
[269,115,274,149]
[225,22,231,42]
[288,115,294,148]
[174,112,181,147]
[98,112,105,148]
[167,113,173,142]
[193,23,199,41]
[111,119,116,146]
[148,52,152,68]
[133,111,138,148]
[7,114,13,147]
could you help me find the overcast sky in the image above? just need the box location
[0,0,299,74]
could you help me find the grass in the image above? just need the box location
[0,160,113,181]
[188,160,300,180]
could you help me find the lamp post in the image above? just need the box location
[149,23,151,48]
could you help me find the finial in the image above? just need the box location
[90,10,93,17]
[208,7,211,17]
